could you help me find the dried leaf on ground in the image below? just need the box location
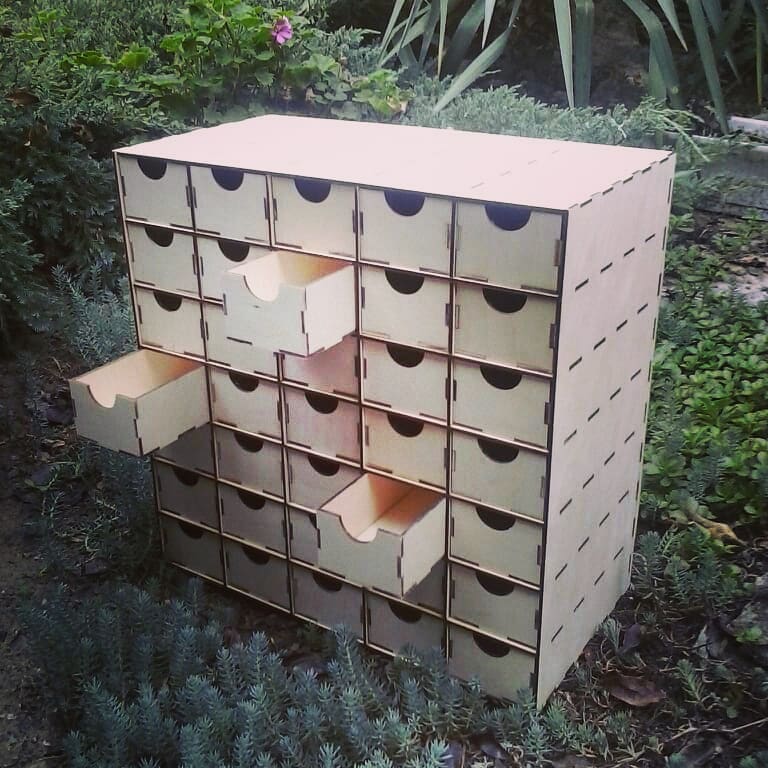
[471,732,510,762]
[619,623,644,655]
[603,671,665,707]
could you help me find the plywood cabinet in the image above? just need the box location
[70,115,673,707]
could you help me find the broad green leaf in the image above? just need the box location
[573,0,594,107]
[686,0,729,133]
[656,0,688,48]
[553,0,574,108]
[442,0,485,75]
[621,0,684,108]
[482,0,497,46]
[433,0,521,112]
[116,46,152,71]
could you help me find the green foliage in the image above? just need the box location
[380,1,768,122]
[644,218,768,527]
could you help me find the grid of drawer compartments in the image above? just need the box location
[67,117,674,707]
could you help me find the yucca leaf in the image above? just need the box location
[482,0,498,46]
[380,4,430,65]
[418,1,442,65]
[687,0,729,133]
[748,0,768,47]
[553,0,574,108]
[379,0,411,63]
[648,47,667,102]
[622,0,684,108]
[433,0,521,113]
[701,0,738,79]
[574,0,594,107]
[437,0,449,76]
[656,0,688,49]
[442,0,486,75]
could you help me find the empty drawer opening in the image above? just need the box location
[482,288,527,314]
[324,474,441,543]
[137,157,167,180]
[294,177,331,203]
[145,226,174,247]
[212,167,244,191]
[478,438,519,463]
[384,190,426,217]
[480,365,522,390]
[385,269,424,294]
[483,204,532,231]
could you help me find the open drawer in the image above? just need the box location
[70,349,209,455]
[222,250,356,356]
[317,474,445,596]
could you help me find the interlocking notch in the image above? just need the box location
[69,116,674,708]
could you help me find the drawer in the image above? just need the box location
[160,515,223,582]
[286,451,361,510]
[361,267,450,352]
[219,483,286,554]
[223,251,356,357]
[118,155,192,228]
[450,499,541,585]
[402,559,446,613]
[198,238,269,301]
[455,202,562,291]
[367,595,444,654]
[190,166,269,243]
[210,368,281,439]
[364,409,447,489]
[215,427,284,498]
[292,565,363,636]
[448,626,535,700]
[453,284,556,373]
[451,433,546,519]
[450,563,539,647]
[317,474,445,596]
[358,188,451,275]
[155,461,218,529]
[126,224,198,296]
[362,340,448,421]
[224,540,289,608]
[281,334,358,398]
[69,349,208,456]
[135,288,205,358]
[288,507,319,564]
[155,425,214,475]
[284,388,360,461]
[203,303,278,377]
[452,361,550,447]
[272,176,356,258]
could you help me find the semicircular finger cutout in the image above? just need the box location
[137,157,167,180]
[476,505,516,531]
[385,269,424,295]
[212,167,244,191]
[218,239,250,262]
[478,438,519,463]
[386,343,424,368]
[307,455,340,476]
[482,288,527,313]
[480,365,522,390]
[384,189,426,217]
[153,291,183,311]
[484,203,532,231]
[145,225,174,247]
[305,391,338,414]
[387,414,424,438]
[294,177,331,203]
[229,372,259,392]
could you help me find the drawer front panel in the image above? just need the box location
[224,540,289,607]
[160,515,223,582]
[210,368,281,439]
[127,224,198,296]
[215,427,284,498]
[155,462,218,529]
[292,566,363,636]
[219,483,286,553]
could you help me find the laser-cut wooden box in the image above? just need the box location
[69,115,674,706]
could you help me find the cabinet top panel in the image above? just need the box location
[116,115,672,210]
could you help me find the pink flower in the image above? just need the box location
[271,17,293,45]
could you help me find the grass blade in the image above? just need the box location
[622,0,684,108]
[433,0,521,112]
[656,0,688,49]
[687,0,729,133]
[574,0,595,107]
[553,0,574,108]
[482,0,498,46]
